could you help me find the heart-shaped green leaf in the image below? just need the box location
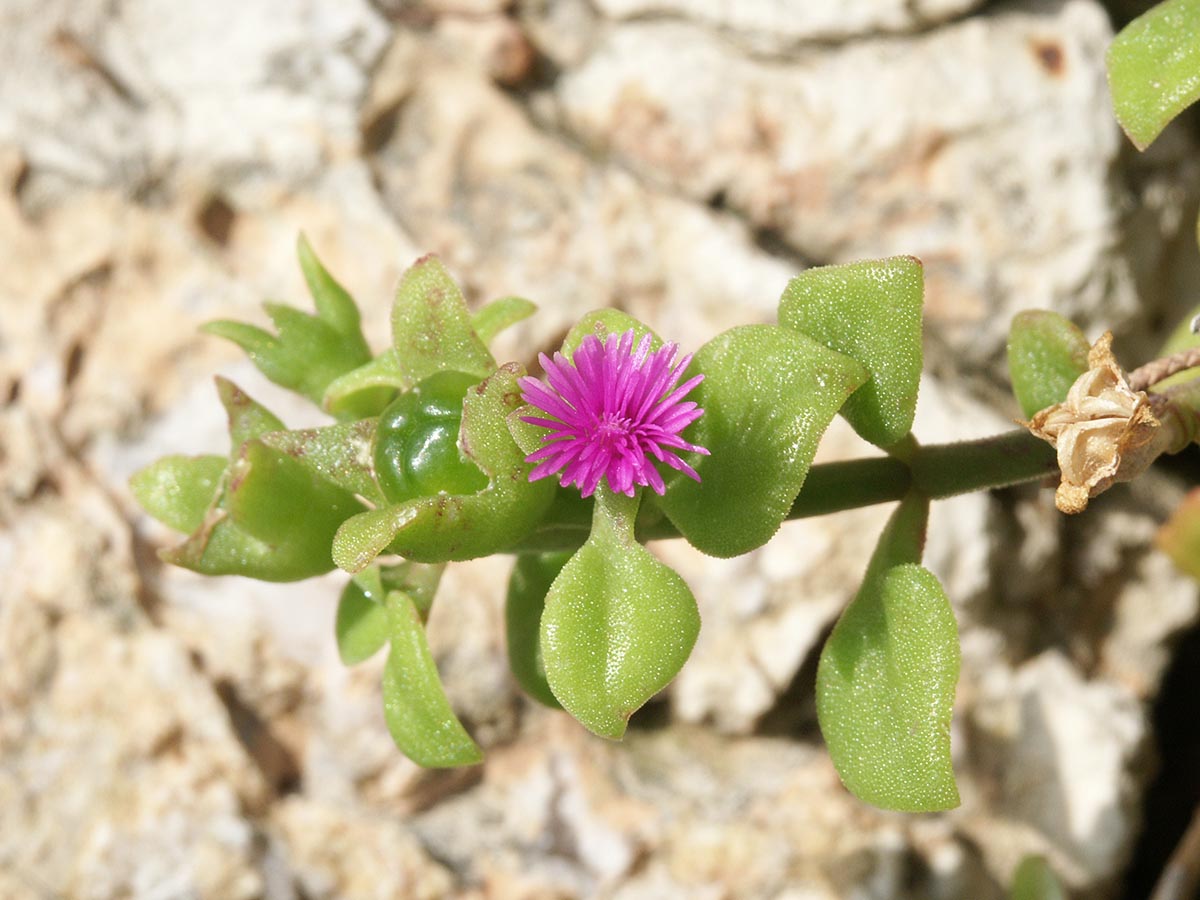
[506,552,571,709]
[332,364,555,570]
[391,255,495,383]
[779,257,924,449]
[657,324,868,558]
[816,494,961,812]
[1107,0,1200,150]
[1007,310,1090,418]
[541,488,700,739]
[381,590,483,767]
[336,572,389,666]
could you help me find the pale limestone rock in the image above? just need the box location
[591,0,983,49]
[0,0,389,191]
[966,650,1147,891]
[367,54,795,362]
[555,1,1130,369]
[272,796,457,899]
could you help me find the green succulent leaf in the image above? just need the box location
[336,573,389,666]
[1007,310,1091,418]
[381,590,483,767]
[259,418,385,506]
[130,454,226,534]
[391,255,495,383]
[225,439,365,550]
[779,257,924,449]
[150,379,364,582]
[472,295,537,345]
[1009,855,1067,900]
[219,377,285,449]
[541,488,700,739]
[657,324,868,558]
[323,350,406,414]
[203,238,382,418]
[506,552,571,709]
[816,493,961,812]
[297,233,366,342]
[1107,0,1200,150]
[1158,487,1200,581]
[332,364,555,570]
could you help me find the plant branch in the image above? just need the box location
[1130,347,1200,392]
[512,428,1059,552]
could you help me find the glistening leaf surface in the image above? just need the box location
[658,324,867,558]
[816,494,961,812]
[779,257,924,448]
[391,255,495,383]
[541,489,699,739]
[1007,310,1090,418]
[332,364,554,570]
[1107,0,1200,150]
[130,454,226,534]
[381,591,482,767]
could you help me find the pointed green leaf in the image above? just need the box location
[203,238,381,417]
[779,257,924,448]
[336,573,389,665]
[541,489,700,739]
[332,364,555,570]
[297,233,366,342]
[216,377,285,450]
[381,590,483,767]
[259,418,386,505]
[391,256,495,383]
[130,454,226,534]
[1158,488,1200,581]
[159,508,335,582]
[472,296,537,345]
[506,552,570,709]
[1009,855,1066,900]
[816,494,961,812]
[658,324,868,558]
[1007,310,1090,418]
[1107,0,1200,150]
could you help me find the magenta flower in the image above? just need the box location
[518,329,709,498]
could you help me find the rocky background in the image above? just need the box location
[3,0,1200,897]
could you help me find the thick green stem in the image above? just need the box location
[511,428,1057,553]
[910,429,1056,499]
